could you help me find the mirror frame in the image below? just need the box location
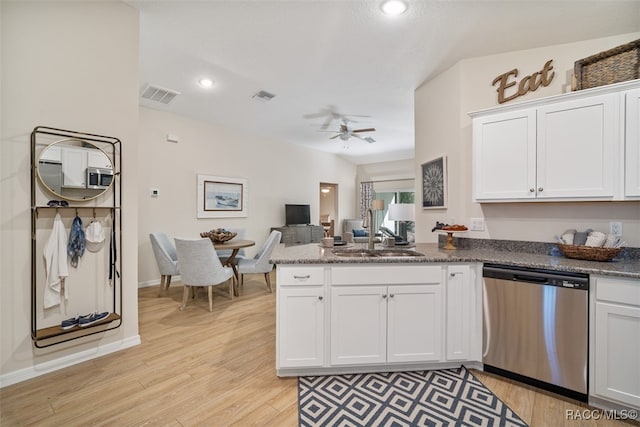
[36,138,114,202]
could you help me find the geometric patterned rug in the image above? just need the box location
[298,366,529,427]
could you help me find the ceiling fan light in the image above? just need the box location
[380,0,408,16]
[198,78,214,88]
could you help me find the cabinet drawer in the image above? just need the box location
[331,265,442,285]
[595,276,640,306]
[278,266,325,286]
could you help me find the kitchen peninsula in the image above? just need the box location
[270,240,640,414]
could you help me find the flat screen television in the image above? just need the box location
[285,204,311,226]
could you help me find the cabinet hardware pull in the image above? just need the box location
[389,294,395,298]
[450,272,459,277]
[293,275,311,279]
[529,188,535,192]
[382,294,387,299]
[538,187,543,192]
[318,296,323,301]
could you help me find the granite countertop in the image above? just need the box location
[270,242,640,279]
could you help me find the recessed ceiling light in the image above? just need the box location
[198,78,214,88]
[380,0,408,16]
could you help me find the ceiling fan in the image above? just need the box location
[322,122,376,144]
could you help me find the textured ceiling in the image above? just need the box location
[131,1,640,164]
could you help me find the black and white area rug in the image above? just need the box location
[298,367,528,427]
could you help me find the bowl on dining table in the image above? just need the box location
[200,229,237,244]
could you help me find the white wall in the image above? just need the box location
[415,33,640,245]
[0,2,140,386]
[137,107,358,285]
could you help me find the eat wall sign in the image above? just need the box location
[492,59,555,104]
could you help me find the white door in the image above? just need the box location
[473,109,536,201]
[278,287,325,368]
[387,285,442,363]
[536,93,617,199]
[625,88,640,197]
[594,301,640,408]
[331,286,387,365]
[446,265,471,361]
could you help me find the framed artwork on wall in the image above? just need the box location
[421,156,447,209]
[197,174,248,218]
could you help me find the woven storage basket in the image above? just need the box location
[557,244,622,262]
[574,39,640,90]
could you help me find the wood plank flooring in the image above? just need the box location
[1,272,638,426]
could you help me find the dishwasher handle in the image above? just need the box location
[513,274,549,284]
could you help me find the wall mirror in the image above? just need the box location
[37,138,114,202]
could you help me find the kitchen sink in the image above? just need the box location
[332,249,425,258]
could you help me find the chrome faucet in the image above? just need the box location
[363,208,376,250]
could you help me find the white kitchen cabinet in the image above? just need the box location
[330,286,387,365]
[87,148,113,169]
[471,80,640,202]
[278,287,325,368]
[473,109,536,200]
[536,93,617,199]
[330,284,442,365]
[330,265,444,366]
[387,284,442,363]
[625,88,640,198]
[276,266,326,369]
[446,265,472,361]
[61,146,87,188]
[590,275,640,410]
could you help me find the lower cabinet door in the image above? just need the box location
[387,285,442,363]
[594,301,640,408]
[331,286,387,365]
[278,287,325,368]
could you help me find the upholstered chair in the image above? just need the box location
[149,232,180,296]
[237,230,282,293]
[174,238,235,311]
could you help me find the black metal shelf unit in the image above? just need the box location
[30,126,122,348]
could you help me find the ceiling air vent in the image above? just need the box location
[252,90,276,102]
[140,84,181,104]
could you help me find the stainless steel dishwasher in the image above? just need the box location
[482,263,589,402]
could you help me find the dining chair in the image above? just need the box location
[237,230,282,293]
[174,238,235,311]
[149,232,180,296]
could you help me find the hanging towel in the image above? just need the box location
[44,213,69,309]
[68,215,86,268]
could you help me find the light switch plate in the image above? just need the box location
[470,218,485,231]
[609,221,622,237]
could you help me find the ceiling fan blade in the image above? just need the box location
[349,132,363,139]
[329,134,341,140]
[352,128,376,133]
[364,137,375,143]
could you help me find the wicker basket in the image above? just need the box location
[574,39,640,90]
[200,229,237,244]
[557,244,622,262]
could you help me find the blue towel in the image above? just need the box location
[68,215,86,268]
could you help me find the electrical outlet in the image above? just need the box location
[609,221,622,237]
[470,217,485,231]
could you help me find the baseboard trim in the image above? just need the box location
[0,335,141,388]
[138,275,181,288]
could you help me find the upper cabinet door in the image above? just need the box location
[625,88,640,198]
[473,109,537,201]
[536,93,618,199]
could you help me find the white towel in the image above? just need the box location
[585,231,606,247]
[44,213,69,308]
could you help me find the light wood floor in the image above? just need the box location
[1,272,638,426]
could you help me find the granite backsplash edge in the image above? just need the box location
[438,235,640,262]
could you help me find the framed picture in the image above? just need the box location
[421,156,447,209]
[197,174,248,218]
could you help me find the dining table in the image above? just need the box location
[213,239,255,285]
